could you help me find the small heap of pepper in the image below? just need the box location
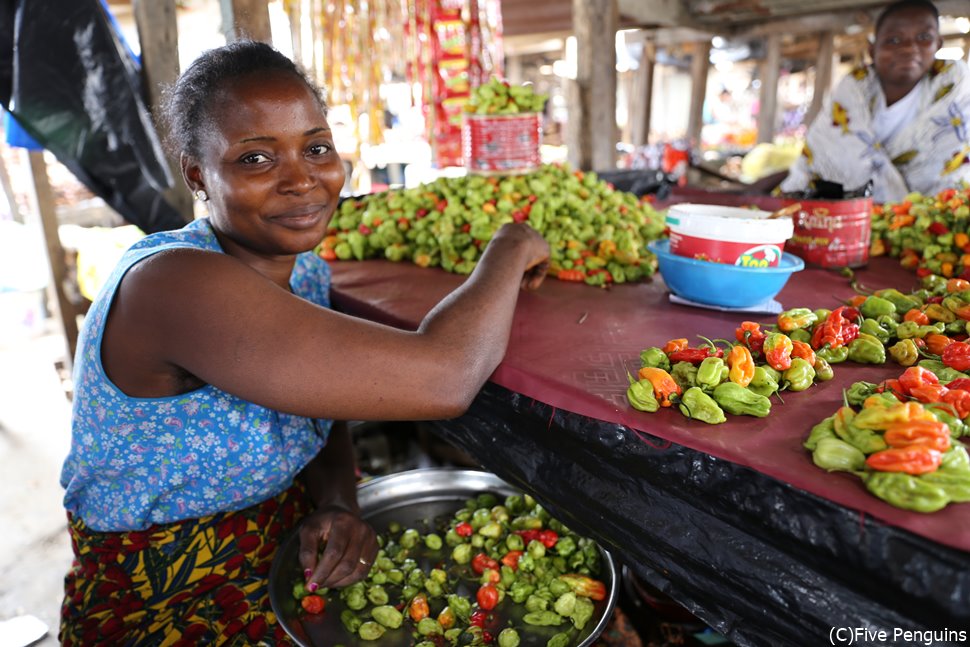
[805,365,970,513]
[292,491,607,644]
[627,307,857,424]
[627,268,970,422]
[870,186,970,279]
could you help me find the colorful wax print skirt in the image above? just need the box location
[60,483,311,646]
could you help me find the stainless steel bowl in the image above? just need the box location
[269,467,618,646]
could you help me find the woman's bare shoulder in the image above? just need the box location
[124,246,301,312]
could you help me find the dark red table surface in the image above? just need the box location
[330,255,970,553]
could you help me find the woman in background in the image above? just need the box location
[780,0,970,202]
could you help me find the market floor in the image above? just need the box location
[0,323,74,646]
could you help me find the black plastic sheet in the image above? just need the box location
[429,383,970,647]
[0,0,186,233]
[594,168,672,200]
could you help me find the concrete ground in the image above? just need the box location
[0,323,74,646]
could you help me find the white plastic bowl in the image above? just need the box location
[666,203,794,267]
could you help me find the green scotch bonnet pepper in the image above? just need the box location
[812,437,866,472]
[748,365,780,398]
[862,472,949,513]
[639,347,670,371]
[847,333,886,364]
[860,295,897,319]
[711,382,771,417]
[678,386,727,424]
[626,374,659,412]
[696,356,726,392]
[782,357,815,391]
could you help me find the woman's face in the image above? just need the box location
[187,71,346,258]
[870,6,942,95]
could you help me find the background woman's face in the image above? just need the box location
[871,7,942,92]
[195,72,346,257]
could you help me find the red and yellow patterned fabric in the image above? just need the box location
[60,483,311,646]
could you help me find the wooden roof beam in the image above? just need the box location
[727,11,873,39]
[617,0,701,30]
[726,0,968,39]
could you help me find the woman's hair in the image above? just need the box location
[874,0,939,35]
[158,40,325,159]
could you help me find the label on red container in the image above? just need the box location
[462,113,541,175]
[669,231,785,267]
[785,199,872,268]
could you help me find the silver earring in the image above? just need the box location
[195,189,208,202]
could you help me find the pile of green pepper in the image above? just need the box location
[292,492,607,645]
[317,163,666,286]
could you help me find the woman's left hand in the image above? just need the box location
[297,505,378,589]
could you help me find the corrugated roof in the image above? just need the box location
[683,0,885,27]
[616,0,968,32]
[503,0,969,41]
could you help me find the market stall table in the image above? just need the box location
[329,255,970,647]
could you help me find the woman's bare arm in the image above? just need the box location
[102,223,548,421]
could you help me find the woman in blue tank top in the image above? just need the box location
[58,40,550,646]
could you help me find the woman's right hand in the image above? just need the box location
[491,222,551,290]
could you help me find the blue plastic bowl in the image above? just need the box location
[648,239,805,308]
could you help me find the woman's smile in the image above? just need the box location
[268,203,329,228]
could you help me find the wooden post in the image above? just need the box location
[311,0,325,84]
[27,151,78,362]
[567,0,617,171]
[564,78,587,170]
[221,0,273,43]
[630,40,655,147]
[686,40,711,150]
[805,30,835,126]
[506,55,524,85]
[286,0,303,67]
[0,154,22,223]
[133,0,194,223]
[757,33,781,144]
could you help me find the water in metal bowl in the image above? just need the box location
[269,468,618,646]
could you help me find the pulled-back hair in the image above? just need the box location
[874,0,939,35]
[158,40,325,159]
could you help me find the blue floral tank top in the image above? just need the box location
[60,218,332,531]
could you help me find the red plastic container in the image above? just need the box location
[784,198,873,268]
[462,112,541,175]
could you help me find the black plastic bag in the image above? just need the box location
[594,167,673,200]
[0,0,186,233]
[781,178,874,200]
